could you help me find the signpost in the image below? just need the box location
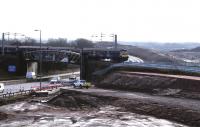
[8,65,16,73]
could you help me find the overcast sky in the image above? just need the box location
[1,0,200,43]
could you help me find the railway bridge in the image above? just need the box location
[0,46,128,80]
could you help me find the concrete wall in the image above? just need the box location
[0,53,26,77]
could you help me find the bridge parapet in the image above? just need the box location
[24,50,80,64]
[82,48,128,62]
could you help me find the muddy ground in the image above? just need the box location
[0,101,187,127]
[0,89,199,126]
[92,71,200,126]
[48,90,199,127]
[0,95,32,120]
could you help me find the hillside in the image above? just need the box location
[95,42,180,64]
[192,47,200,52]
[169,46,200,64]
[172,46,200,52]
[120,42,200,51]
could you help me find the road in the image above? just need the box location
[0,71,80,94]
[1,81,48,94]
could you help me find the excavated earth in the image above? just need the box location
[94,71,200,100]
[48,91,113,110]
[0,89,199,127]
[47,89,200,127]
[91,71,200,127]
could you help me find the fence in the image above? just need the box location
[0,90,32,98]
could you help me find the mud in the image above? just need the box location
[0,101,187,127]
[114,98,200,127]
[48,90,200,127]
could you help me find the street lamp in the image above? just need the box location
[17,34,25,48]
[1,32,11,56]
[110,34,117,50]
[12,33,26,48]
[34,29,42,91]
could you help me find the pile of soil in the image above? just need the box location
[48,91,115,110]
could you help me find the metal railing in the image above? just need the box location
[0,90,32,98]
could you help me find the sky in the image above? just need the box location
[1,0,200,43]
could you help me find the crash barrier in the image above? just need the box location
[0,90,32,98]
[31,84,63,92]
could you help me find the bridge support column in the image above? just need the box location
[26,62,38,75]
[114,34,117,50]
[80,49,85,80]
[1,33,5,56]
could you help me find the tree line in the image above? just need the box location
[1,38,95,49]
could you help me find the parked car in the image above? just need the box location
[60,75,78,86]
[31,83,63,92]
[61,78,76,86]
[0,83,5,93]
[50,76,61,84]
[73,80,91,89]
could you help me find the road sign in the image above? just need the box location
[8,65,16,72]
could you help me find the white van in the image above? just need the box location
[26,72,37,79]
[0,83,4,93]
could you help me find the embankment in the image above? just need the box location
[94,71,200,99]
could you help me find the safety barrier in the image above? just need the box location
[0,90,32,98]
